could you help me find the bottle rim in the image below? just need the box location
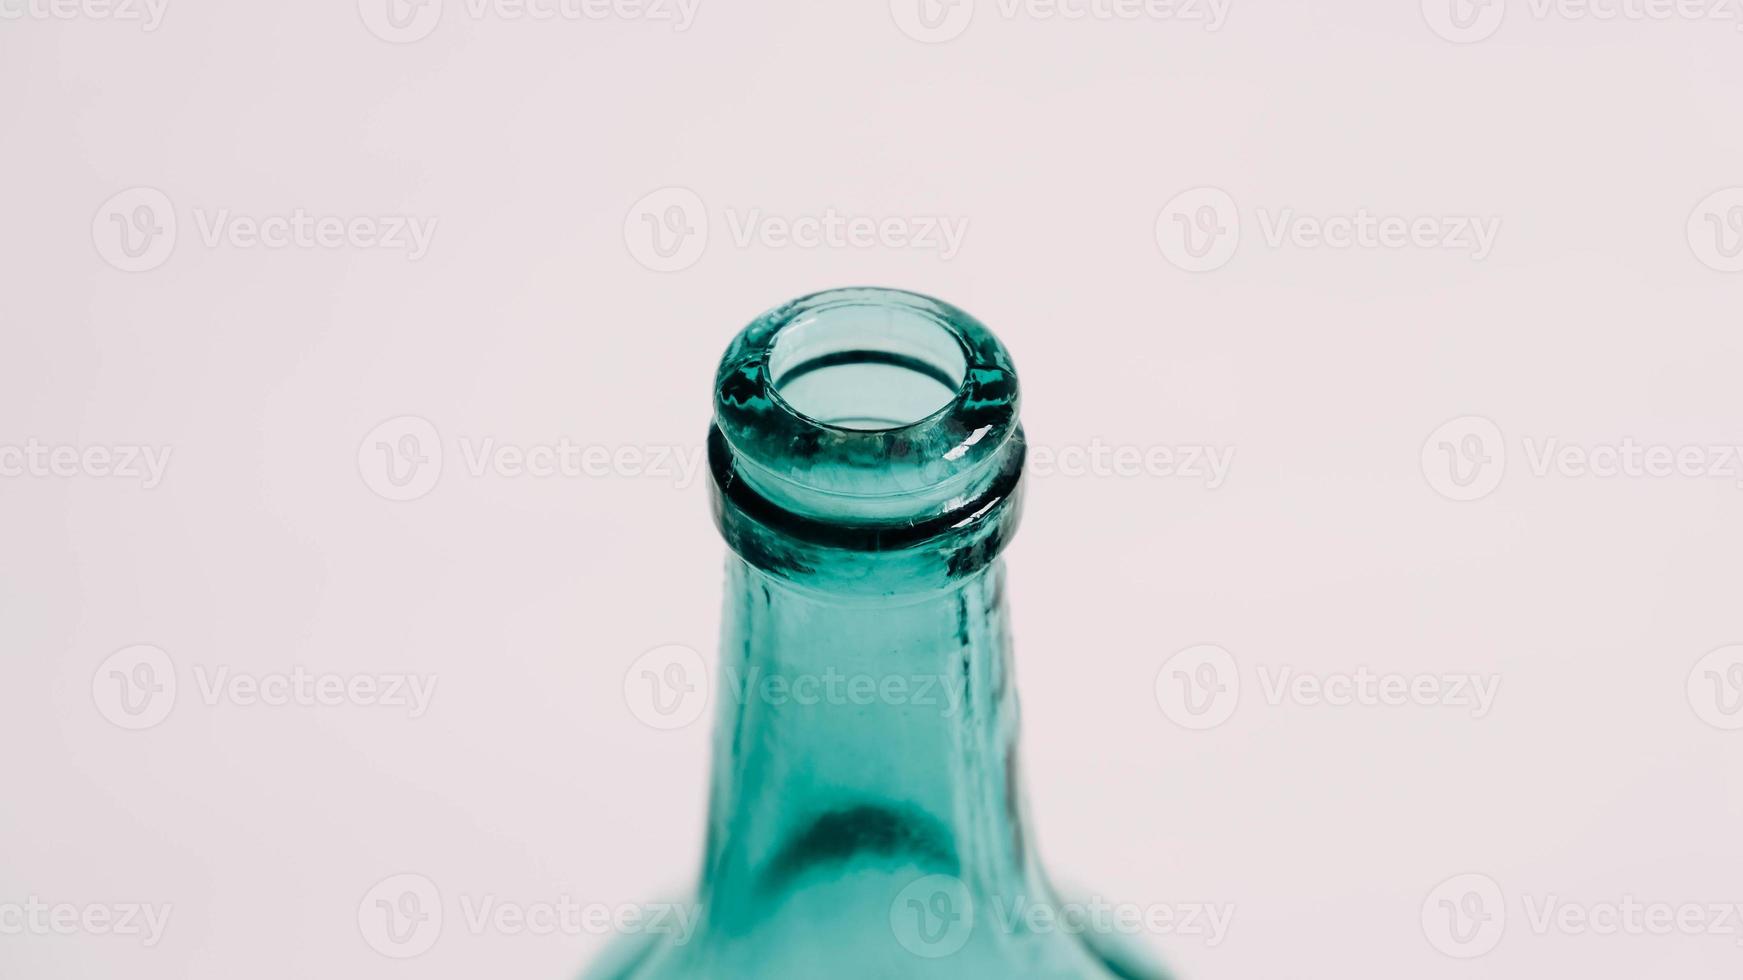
[712,287,1021,517]
[708,288,1026,572]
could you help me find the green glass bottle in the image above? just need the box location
[589,288,1165,979]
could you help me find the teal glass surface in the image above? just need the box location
[587,288,1165,979]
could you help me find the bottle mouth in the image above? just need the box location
[710,287,1024,546]
[765,300,970,432]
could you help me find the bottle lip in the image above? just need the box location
[712,287,1022,528]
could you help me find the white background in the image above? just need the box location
[3,0,1743,976]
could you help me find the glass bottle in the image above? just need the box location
[588,288,1166,980]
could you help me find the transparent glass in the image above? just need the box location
[585,288,1166,979]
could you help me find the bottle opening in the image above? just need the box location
[710,288,1023,571]
[767,303,969,431]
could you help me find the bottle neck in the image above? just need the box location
[696,556,1041,926]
